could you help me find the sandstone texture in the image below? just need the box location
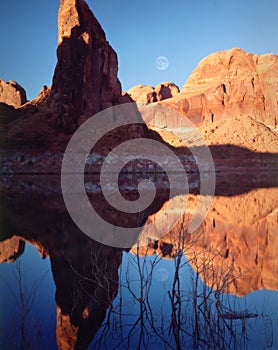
[154,112,278,153]
[127,85,157,104]
[200,114,278,152]
[160,48,278,128]
[48,0,129,133]
[127,82,179,104]
[0,79,27,108]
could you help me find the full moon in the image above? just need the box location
[155,56,169,71]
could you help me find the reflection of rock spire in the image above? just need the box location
[0,236,25,263]
[0,199,122,349]
[0,172,128,350]
[52,240,122,350]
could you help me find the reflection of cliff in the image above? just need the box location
[133,187,278,296]
[52,239,121,350]
[0,194,122,349]
[0,179,278,348]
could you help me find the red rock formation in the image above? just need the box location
[56,306,78,350]
[48,0,128,133]
[0,79,27,108]
[127,82,179,104]
[127,84,157,104]
[156,82,180,101]
[200,114,278,153]
[161,48,278,128]
[1,0,148,157]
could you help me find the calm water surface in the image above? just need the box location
[0,173,277,349]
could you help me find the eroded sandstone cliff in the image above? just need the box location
[160,48,278,128]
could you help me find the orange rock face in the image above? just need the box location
[48,0,127,133]
[200,114,278,152]
[160,48,278,128]
[127,85,157,104]
[56,306,78,350]
[127,82,179,104]
[0,79,27,108]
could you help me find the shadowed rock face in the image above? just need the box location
[48,0,129,133]
[160,48,278,128]
[0,79,27,108]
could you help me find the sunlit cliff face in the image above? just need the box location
[0,0,277,348]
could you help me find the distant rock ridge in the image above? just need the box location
[127,82,180,104]
[0,79,27,108]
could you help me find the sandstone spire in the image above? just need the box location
[49,0,124,133]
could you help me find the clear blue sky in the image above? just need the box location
[0,0,277,100]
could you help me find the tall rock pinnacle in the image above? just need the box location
[49,0,124,133]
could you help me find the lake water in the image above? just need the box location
[0,172,277,349]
